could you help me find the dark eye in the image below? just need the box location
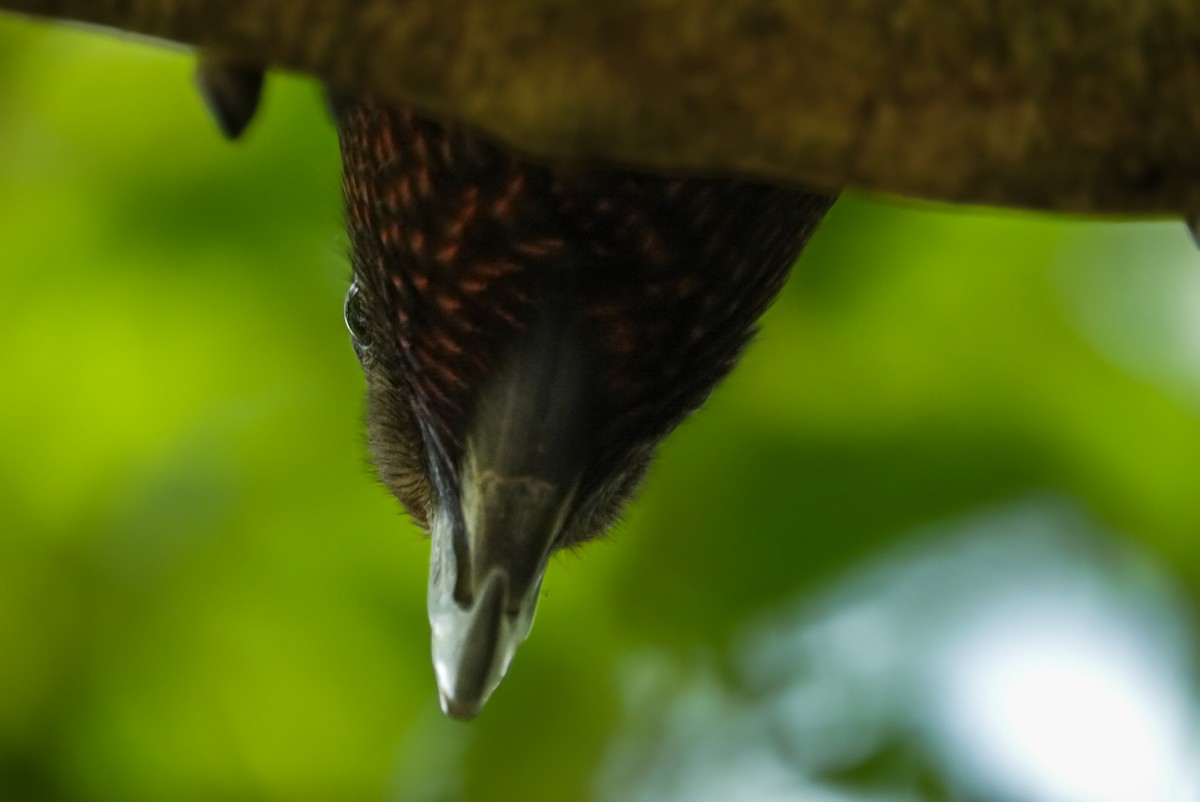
[344,280,373,363]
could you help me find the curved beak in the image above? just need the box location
[427,467,573,720]
[424,310,589,719]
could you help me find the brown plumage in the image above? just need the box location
[335,97,834,718]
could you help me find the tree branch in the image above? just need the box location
[4,0,1200,215]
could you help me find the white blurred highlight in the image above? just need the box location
[929,598,1199,802]
[598,500,1200,802]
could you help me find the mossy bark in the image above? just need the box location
[4,0,1200,214]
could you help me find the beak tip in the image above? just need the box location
[427,475,565,720]
[429,568,521,720]
[439,689,483,721]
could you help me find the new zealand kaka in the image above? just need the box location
[196,68,833,718]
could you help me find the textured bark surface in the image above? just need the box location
[3,0,1200,214]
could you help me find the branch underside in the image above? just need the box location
[3,0,1199,215]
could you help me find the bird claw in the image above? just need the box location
[195,53,265,140]
[1187,213,1200,250]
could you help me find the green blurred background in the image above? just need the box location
[2,16,1199,802]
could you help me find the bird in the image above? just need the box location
[336,98,835,719]
[196,71,834,719]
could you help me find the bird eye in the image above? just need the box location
[344,280,373,363]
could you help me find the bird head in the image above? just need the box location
[343,259,653,721]
[337,100,832,719]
